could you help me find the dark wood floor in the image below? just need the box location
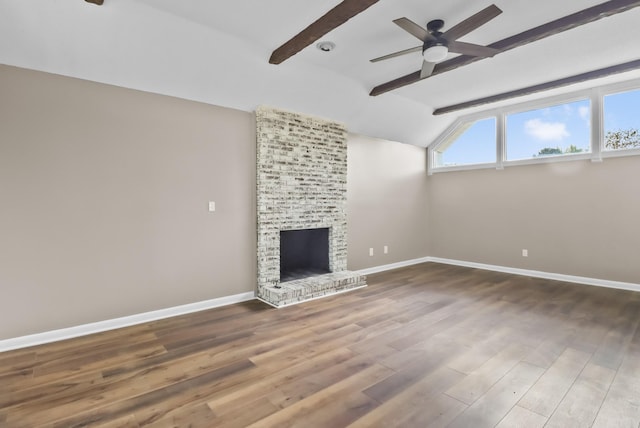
[1,263,640,427]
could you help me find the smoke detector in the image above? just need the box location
[316,41,336,52]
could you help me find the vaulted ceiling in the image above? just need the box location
[1,0,640,146]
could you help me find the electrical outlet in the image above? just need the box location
[208,201,216,212]
[384,245,388,254]
[369,248,374,257]
[522,249,528,257]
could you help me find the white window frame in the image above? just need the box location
[431,116,498,170]
[428,77,640,175]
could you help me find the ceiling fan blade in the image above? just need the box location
[371,0,640,96]
[370,46,422,62]
[448,41,500,58]
[85,0,103,4]
[443,4,502,41]
[420,60,436,79]
[393,18,435,42]
[269,0,379,64]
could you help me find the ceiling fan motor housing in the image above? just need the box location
[423,19,448,57]
[426,19,445,33]
[423,38,448,51]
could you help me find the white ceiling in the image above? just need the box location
[2,0,640,146]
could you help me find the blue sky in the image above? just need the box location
[506,99,591,160]
[604,89,640,132]
[439,117,496,165]
[439,88,640,166]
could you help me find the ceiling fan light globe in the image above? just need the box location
[423,45,448,62]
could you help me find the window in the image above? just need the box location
[433,117,496,168]
[505,99,591,161]
[429,78,640,173]
[603,88,640,151]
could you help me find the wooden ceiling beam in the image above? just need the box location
[370,0,640,96]
[269,0,379,65]
[433,59,640,115]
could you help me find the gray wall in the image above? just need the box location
[428,158,640,284]
[0,65,432,341]
[0,65,256,340]
[347,133,430,270]
[5,63,638,342]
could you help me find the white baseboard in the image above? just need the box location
[356,255,640,293]
[427,257,640,293]
[356,256,431,275]
[0,291,255,353]
[4,257,638,353]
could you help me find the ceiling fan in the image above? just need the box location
[371,4,503,79]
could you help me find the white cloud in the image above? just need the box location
[579,106,590,121]
[525,119,570,142]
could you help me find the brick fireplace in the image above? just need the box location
[256,106,366,307]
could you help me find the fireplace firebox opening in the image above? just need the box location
[280,228,331,282]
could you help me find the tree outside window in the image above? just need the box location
[604,88,640,151]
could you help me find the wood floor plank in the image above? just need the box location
[30,326,156,365]
[377,332,465,372]
[447,361,545,428]
[249,364,392,428]
[0,350,36,376]
[3,332,270,417]
[33,339,167,378]
[591,329,640,428]
[0,368,33,389]
[93,412,141,428]
[206,347,359,420]
[139,402,217,428]
[444,342,533,405]
[2,332,163,390]
[0,370,104,412]
[207,396,278,427]
[546,361,617,428]
[266,353,379,410]
[49,359,256,428]
[592,387,640,428]
[405,393,468,428]
[1,262,638,427]
[347,366,466,427]
[521,316,578,369]
[446,325,517,375]
[590,301,640,371]
[363,335,464,403]
[518,346,592,417]
[495,405,548,428]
